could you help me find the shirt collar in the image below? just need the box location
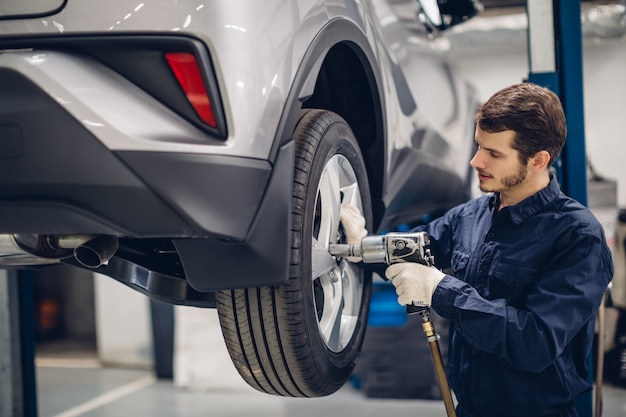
[488,174,561,225]
[488,194,499,211]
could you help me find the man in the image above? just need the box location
[341,83,613,416]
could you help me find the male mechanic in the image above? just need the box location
[341,83,613,416]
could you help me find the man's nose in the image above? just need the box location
[470,152,482,169]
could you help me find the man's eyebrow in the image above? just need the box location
[476,142,505,156]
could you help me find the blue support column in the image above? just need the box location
[554,0,588,205]
[0,269,38,417]
[552,3,593,416]
[526,1,591,416]
[527,0,587,205]
[18,270,39,417]
[527,0,587,203]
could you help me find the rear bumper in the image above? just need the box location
[0,42,294,293]
[0,53,270,240]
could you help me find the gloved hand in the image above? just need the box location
[340,204,367,244]
[339,204,367,262]
[385,263,445,307]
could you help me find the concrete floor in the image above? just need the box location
[35,360,626,417]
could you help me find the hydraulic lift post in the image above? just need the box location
[0,270,38,417]
[526,0,588,222]
[526,1,593,416]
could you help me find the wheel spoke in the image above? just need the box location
[339,261,361,316]
[317,262,363,350]
[311,237,336,278]
[317,159,342,246]
[339,160,361,207]
[317,269,343,347]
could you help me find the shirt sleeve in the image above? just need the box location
[411,202,467,271]
[432,221,613,373]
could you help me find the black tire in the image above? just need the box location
[216,109,372,397]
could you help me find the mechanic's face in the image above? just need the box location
[469,128,528,194]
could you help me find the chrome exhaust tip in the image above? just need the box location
[73,235,119,268]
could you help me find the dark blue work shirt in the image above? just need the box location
[415,175,613,417]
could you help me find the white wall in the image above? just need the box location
[582,36,626,205]
[174,306,250,391]
[94,273,153,368]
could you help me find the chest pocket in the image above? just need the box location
[488,259,539,304]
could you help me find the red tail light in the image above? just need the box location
[165,52,217,128]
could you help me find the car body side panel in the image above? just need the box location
[0,1,442,162]
[0,0,479,290]
[0,0,475,189]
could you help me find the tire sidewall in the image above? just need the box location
[298,111,372,374]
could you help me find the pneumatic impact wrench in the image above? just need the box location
[329,232,456,417]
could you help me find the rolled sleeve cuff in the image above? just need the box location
[432,274,464,319]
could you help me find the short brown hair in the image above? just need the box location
[475,83,567,166]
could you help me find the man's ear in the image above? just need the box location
[530,150,551,171]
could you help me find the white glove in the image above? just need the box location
[340,204,367,244]
[339,204,367,262]
[385,263,445,307]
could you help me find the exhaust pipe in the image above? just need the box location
[0,234,68,266]
[0,234,119,268]
[73,235,119,268]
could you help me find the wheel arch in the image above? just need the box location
[270,18,387,232]
[174,19,388,293]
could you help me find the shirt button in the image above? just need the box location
[472,348,478,356]
[471,385,478,393]
[487,232,494,239]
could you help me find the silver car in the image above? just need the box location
[0,0,480,396]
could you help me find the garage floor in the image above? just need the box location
[35,360,626,417]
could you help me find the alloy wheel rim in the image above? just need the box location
[311,154,364,352]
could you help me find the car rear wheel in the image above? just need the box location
[216,109,372,397]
